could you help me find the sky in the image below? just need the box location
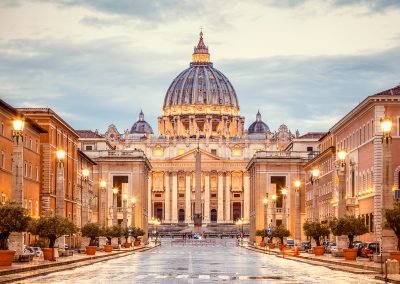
[0,0,400,134]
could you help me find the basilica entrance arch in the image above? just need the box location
[178,209,185,223]
[154,202,163,220]
[232,202,241,221]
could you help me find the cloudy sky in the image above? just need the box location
[1,0,399,134]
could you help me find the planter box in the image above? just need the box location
[124,243,132,248]
[390,251,400,262]
[134,240,140,246]
[259,242,266,247]
[43,248,56,261]
[0,250,16,266]
[268,243,275,249]
[103,245,113,253]
[86,246,97,255]
[313,246,325,256]
[343,248,357,260]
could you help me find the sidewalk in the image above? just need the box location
[244,244,400,283]
[0,244,158,283]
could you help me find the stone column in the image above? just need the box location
[112,192,118,226]
[148,173,152,220]
[204,172,210,223]
[225,172,231,222]
[295,188,301,243]
[185,173,191,223]
[165,172,170,222]
[243,172,250,221]
[172,172,178,223]
[217,172,224,223]
[313,182,319,221]
[337,165,347,250]
[56,162,65,217]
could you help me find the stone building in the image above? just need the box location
[79,32,302,233]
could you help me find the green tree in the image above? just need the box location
[329,216,368,248]
[29,215,77,248]
[132,227,145,241]
[81,223,103,246]
[0,202,31,250]
[303,221,330,247]
[385,202,400,250]
[255,229,267,243]
[271,225,290,245]
[103,226,123,245]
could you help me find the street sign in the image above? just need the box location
[128,230,132,236]
[266,229,272,236]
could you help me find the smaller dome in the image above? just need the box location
[130,110,153,134]
[248,110,270,134]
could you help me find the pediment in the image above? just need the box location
[171,149,223,161]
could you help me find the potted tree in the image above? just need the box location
[122,226,133,248]
[103,226,122,252]
[132,227,145,246]
[271,225,290,250]
[303,221,330,256]
[329,216,368,260]
[0,202,31,266]
[256,229,267,247]
[385,202,400,261]
[29,215,76,261]
[81,223,102,255]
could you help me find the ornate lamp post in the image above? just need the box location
[81,168,89,227]
[271,194,277,229]
[56,149,66,218]
[99,180,107,226]
[12,119,25,200]
[130,197,136,227]
[112,187,119,226]
[294,180,301,242]
[380,116,394,253]
[337,150,347,218]
[281,188,287,228]
[122,194,128,228]
[312,169,320,221]
[236,218,245,246]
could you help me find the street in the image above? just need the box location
[22,239,383,283]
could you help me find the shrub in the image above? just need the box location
[385,202,400,250]
[303,221,330,247]
[81,223,103,246]
[329,216,368,248]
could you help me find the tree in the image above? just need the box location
[0,202,31,250]
[303,221,330,247]
[329,216,368,248]
[29,215,77,248]
[271,225,290,245]
[385,202,400,251]
[132,227,145,241]
[255,229,267,243]
[122,226,133,243]
[103,226,123,245]
[81,223,103,246]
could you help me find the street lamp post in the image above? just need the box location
[112,187,118,226]
[272,194,277,229]
[99,180,107,226]
[11,118,25,204]
[81,168,89,227]
[56,149,66,218]
[336,149,348,250]
[122,194,128,228]
[236,218,245,246]
[281,188,287,229]
[294,180,301,242]
[130,197,136,227]
[380,116,395,253]
[312,169,320,221]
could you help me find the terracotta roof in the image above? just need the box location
[76,130,103,138]
[373,85,400,96]
[298,132,326,139]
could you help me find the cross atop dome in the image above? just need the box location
[192,30,210,64]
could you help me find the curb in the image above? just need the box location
[0,245,159,283]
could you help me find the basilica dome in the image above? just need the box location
[130,110,153,134]
[248,111,269,134]
[163,32,239,109]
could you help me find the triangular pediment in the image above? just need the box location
[171,149,223,161]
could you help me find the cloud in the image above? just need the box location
[330,0,400,11]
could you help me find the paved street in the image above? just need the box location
[21,239,383,283]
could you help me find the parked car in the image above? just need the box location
[326,242,337,253]
[286,239,294,247]
[354,242,365,256]
[193,233,202,240]
[360,242,380,258]
[31,247,43,257]
[300,241,311,250]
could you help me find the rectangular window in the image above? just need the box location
[1,193,6,203]
[29,163,32,178]
[307,146,313,152]
[211,149,217,155]
[36,166,39,181]
[1,151,4,169]
[85,145,93,151]
[30,139,32,149]
[211,193,217,198]
[28,199,32,215]
[1,122,4,136]
[155,193,162,197]
[179,193,184,198]
[35,201,39,217]
[24,162,28,177]
[36,140,39,153]
[234,193,241,198]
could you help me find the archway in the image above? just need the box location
[154,202,163,220]
[233,202,241,221]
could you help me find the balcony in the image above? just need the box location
[254,150,319,160]
[346,197,358,207]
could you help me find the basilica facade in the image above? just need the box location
[79,33,315,234]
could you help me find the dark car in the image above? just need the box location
[360,242,380,257]
[300,241,311,250]
[354,242,364,256]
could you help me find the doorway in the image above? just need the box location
[232,202,241,221]
[178,209,185,223]
[210,209,217,222]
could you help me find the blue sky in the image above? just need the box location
[0,0,399,134]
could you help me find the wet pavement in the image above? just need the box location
[20,239,384,283]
